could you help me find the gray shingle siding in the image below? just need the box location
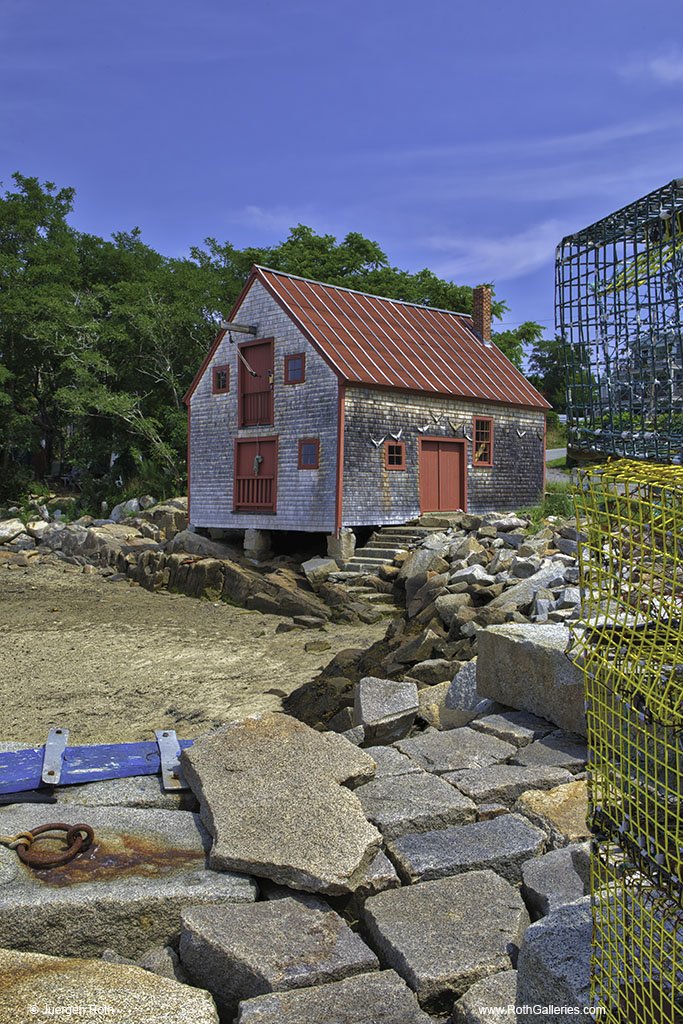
[189,280,339,532]
[189,280,546,533]
[342,387,545,524]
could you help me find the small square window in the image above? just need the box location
[285,353,306,384]
[212,364,229,394]
[384,441,406,470]
[298,438,319,469]
[473,417,493,466]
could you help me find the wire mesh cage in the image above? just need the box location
[556,180,683,463]
[591,841,683,1024]
[572,461,683,900]
[573,459,683,724]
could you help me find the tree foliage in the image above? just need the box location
[0,174,541,504]
[527,334,568,411]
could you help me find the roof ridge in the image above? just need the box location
[253,264,474,319]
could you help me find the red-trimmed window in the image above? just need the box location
[384,440,406,470]
[298,438,319,469]
[473,417,494,466]
[212,364,229,394]
[284,353,306,384]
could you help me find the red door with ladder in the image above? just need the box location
[419,438,466,512]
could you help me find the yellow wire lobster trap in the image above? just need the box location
[572,459,683,1023]
[591,841,683,1023]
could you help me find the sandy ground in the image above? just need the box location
[0,559,385,745]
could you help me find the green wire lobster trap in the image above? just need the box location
[556,179,683,464]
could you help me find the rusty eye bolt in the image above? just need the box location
[14,823,95,869]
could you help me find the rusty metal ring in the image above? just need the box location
[15,822,95,869]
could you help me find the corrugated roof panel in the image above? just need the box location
[248,266,550,409]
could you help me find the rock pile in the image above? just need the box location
[381,511,584,677]
[291,509,587,736]
[0,498,383,625]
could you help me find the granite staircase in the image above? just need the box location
[328,524,443,615]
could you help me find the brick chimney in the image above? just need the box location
[472,285,492,344]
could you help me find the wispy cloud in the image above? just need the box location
[621,49,683,85]
[425,220,566,283]
[232,205,312,233]
[344,115,680,169]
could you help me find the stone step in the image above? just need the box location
[354,546,404,560]
[362,591,399,605]
[344,560,394,573]
[373,530,420,539]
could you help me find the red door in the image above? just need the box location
[239,339,274,426]
[419,439,465,512]
[234,438,278,512]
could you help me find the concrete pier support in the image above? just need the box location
[244,528,272,562]
[327,528,356,565]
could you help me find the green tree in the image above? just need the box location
[0,173,80,487]
[0,175,541,504]
[527,335,568,411]
[491,320,544,372]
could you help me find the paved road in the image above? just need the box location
[546,447,567,462]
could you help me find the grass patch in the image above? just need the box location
[546,422,567,449]
[520,481,576,528]
[546,456,570,470]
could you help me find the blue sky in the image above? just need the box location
[3,1,683,334]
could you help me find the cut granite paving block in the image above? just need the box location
[511,731,587,774]
[476,623,586,737]
[395,727,515,775]
[354,676,419,745]
[514,780,589,849]
[0,947,219,1024]
[341,851,402,918]
[236,969,434,1023]
[54,774,198,811]
[0,803,256,957]
[440,660,497,728]
[181,713,382,894]
[179,897,379,1020]
[386,813,546,884]
[521,844,590,919]
[261,853,401,918]
[257,881,334,912]
[452,970,518,1024]
[515,897,593,1024]
[477,804,510,821]
[470,710,555,748]
[364,745,423,779]
[446,765,573,806]
[356,772,476,840]
[361,871,529,1013]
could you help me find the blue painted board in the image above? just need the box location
[0,739,194,795]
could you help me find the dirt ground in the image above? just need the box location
[0,559,385,745]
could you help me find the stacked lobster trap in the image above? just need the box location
[572,462,683,1022]
[557,185,683,1024]
[556,178,683,465]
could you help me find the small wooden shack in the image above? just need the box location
[185,266,549,547]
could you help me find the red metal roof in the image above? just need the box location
[185,266,550,409]
[245,267,550,409]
